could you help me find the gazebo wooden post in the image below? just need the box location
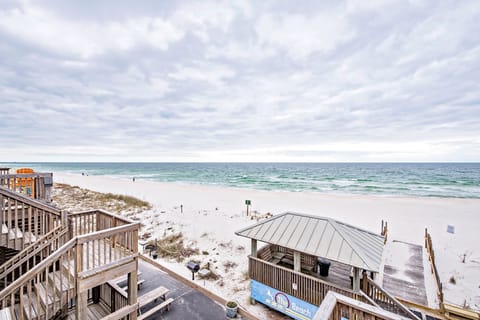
[251,239,257,257]
[352,267,361,291]
[293,251,301,272]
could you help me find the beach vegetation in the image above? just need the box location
[150,232,199,262]
[223,260,238,272]
[52,183,152,214]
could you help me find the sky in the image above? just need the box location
[0,0,479,162]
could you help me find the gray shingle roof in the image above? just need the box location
[235,212,385,272]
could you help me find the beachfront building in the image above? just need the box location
[0,168,53,202]
[236,212,420,320]
[0,179,141,319]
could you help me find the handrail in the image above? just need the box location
[0,222,139,300]
[0,185,61,214]
[365,277,420,320]
[314,291,407,320]
[77,222,140,244]
[0,238,77,300]
[0,225,68,281]
[70,209,134,225]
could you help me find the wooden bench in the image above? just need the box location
[138,298,174,320]
[121,279,145,291]
[271,252,286,264]
[138,286,169,307]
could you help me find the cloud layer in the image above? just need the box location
[1,0,479,162]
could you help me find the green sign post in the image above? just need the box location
[245,200,251,216]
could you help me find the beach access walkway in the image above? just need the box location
[382,240,428,306]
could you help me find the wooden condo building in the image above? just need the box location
[236,212,421,320]
[0,177,141,319]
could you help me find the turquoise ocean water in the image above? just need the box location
[1,162,479,199]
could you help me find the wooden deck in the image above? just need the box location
[382,240,428,306]
[277,256,353,289]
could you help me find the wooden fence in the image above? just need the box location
[362,276,420,319]
[424,228,444,310]
[249,255,365,307]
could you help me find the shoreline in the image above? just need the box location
[53,171,480,312]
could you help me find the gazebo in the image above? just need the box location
[235,212,385,319]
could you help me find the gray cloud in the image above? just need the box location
[0,0,479,162]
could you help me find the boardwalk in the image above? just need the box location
[382,240,428,306]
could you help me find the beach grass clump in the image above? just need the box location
[223,260,238,273]
[151,233,199,262]
[99,193,151,209]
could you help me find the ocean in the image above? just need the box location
[1,162,479,199]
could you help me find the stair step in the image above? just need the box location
[62,260,75,278]
[0,307,14,320]
[36,282,60,308]
[22,231,37,244]
[48,271,75,295]
[23,292,45,320]
[8,229,23,240]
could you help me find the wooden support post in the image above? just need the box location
[251,239,257,257]
[293,251,301,272]
[352,267,361,292]
[127,257,138,320]
[362,271,368,292]
[75,242,84,320]
[76,291,88,320]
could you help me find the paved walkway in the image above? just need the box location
[116,260,227,320]
[382,240,428,306]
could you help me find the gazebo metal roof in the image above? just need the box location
[235,212,385,272]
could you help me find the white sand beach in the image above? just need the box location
[54,172,480,314]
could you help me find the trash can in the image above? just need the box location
[317,258,331,277]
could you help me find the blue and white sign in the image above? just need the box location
[250,280,318,320]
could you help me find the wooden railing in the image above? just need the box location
[0,224,68,288]
[0,186,63,251]
[0,238,77,318]
[0,223,139,319]
[314,291,406,320]
[100,281,129,313]
[362,276,420,319]
[76,222,139,276]
[381,220,388,244]
[0,201,139,320]
[68,209,133,238]
[425,228,444,310]
[249,256,365,307]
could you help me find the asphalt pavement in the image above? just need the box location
[116,259,228,320]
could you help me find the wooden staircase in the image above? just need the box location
[0,186,140,320]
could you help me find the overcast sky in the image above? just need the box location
[0,0,479,162]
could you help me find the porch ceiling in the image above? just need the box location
[235,212,385,272]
